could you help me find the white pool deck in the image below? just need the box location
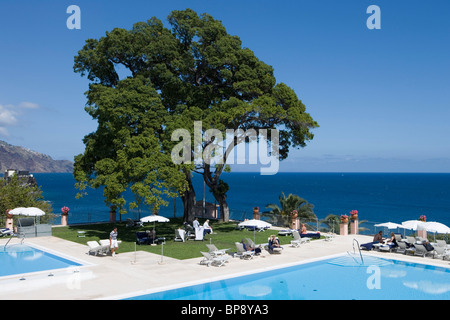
[1,234,449,300]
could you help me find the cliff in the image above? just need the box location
[0,140,73,173]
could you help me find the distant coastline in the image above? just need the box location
[0,140,73,173]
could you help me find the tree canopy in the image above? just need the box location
[73,9,318,221]
[0,175,53,224]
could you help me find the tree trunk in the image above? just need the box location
[209,185,230,222]
[219,196,230,222]
[180,173,196,223]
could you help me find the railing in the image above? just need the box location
[347,238,364,265]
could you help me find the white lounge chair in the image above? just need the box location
[87,241,107,256]
[413,244,433,257]
[206,244,229,257]
[234,242,254,259]
[324,233,335,241]
[195,226,204,241]
[433,246,448,260]
[396,241,408,254]
[200,252,230,267]
[0,228,14,237]
[436,240,447,248]
[267,237,283,254]
[175,229,185,242]
[406,236,416,246]
[291,230,310,247]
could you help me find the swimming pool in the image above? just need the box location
[126,254,450,300]
[0,244,83,278]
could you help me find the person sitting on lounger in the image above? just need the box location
[386,232,398,248]
[373,231,384,244]
[241,239,261,255]
[203,219,213,235]
[301,224,307,234]
[269,235,281,248]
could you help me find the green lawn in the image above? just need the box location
[52,218,294,260]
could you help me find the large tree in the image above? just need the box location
[74,9,318,222]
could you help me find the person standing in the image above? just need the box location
[110,227,119,256]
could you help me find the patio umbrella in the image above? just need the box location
[140,215,169,244]
[422,221,450,234]
[401,220,426,231]
[374,222,404,229]
[238,219,272,245]
[374,222,406,236]
[238,219,272,229]
[9,207,45,217]
[422,221,450,242]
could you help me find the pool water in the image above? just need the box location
[0,244,82,278]
[128,255,450,300]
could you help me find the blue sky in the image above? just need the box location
[0,0,449,172]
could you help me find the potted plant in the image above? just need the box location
[350,210,358,220]
[253,206,260,220]
[340,214,349,224]
[291,209,298,219]
[419,215,426,222]
[61,206,70,226]
[5,209,13,219]
[61,206,70,215]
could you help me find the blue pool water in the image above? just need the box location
[128,255,450,300]
[0,244,82,278]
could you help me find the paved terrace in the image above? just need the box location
[0,234,449,300]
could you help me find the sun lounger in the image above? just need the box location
[291,230,308,247]
[0,228,14,237]
[136,231,154,245]
[195,226,204,241]
[206,244,230,257]
[433,246,449,260]
[126,218,143,228]
[436,240,447,248]
[87,241,108,256]
[413,244,434,257]
[300,232,320,239]
[406,236,416,246]
[396,241,408,254]
[267,237,283,254]
[175,229,185,242]
[324,233,335,241]
[360,241,377,251]
[234,242,254,259]
[200,251,230,267]
[278,229,294,236]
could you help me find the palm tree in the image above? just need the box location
[263,192,317,227]
[320,214,370,234]
[320,214,340,233]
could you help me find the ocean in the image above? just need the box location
[32,172,450,234]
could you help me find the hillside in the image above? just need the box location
[0,140,73,173]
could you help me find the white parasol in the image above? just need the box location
[401,220,426,231]
[238,219,272,245]
[140,215,170,244]
[140,215,170,223]
[238,219,272,229]
[422,221,450,234]
[9,207,45,217]
[374,222,405,229]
